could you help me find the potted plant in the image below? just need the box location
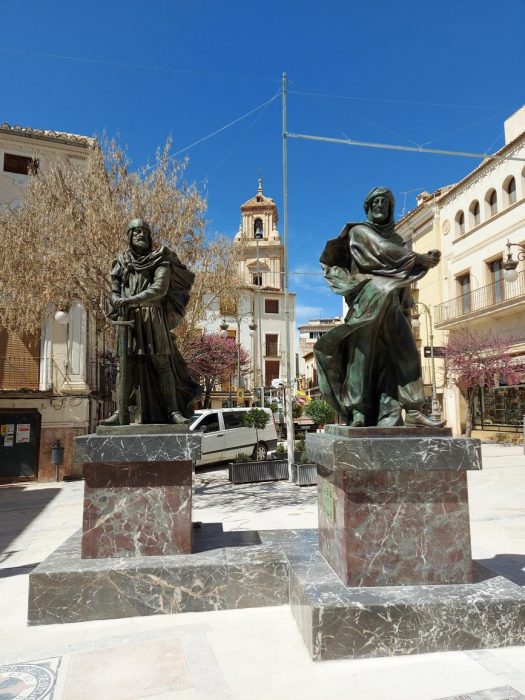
[304,399,336,430]
[228,408,288,484]
[243,407,270,458]
[293,438,305,464]
[292,447,318,487]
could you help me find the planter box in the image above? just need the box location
[229,459,289,484]
[292,463,317,486]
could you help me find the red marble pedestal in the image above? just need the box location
[81,460,192,559]
[306,426,482,587]
[74,430,201,560]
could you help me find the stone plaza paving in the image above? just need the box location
[0,443,524,699]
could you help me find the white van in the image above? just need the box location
[189,407,278,466]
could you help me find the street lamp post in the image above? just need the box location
[411,301,441,421]
[503,240,525,283]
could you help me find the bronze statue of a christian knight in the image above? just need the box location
[100,218,201,426]
[315,187,445,428]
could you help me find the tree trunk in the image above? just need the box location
[465,388,473,438]
[203,383,212,409]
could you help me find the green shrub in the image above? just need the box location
[304,399,336,427]
[243,408,271,460]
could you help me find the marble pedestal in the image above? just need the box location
[74,427,201,559]
[306,425,482,587]
[28,527,525,662]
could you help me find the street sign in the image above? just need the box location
[424,346,446,358]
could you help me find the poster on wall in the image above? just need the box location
[3,435,14,447]
[16,424,31,443]
[1,424,15,436]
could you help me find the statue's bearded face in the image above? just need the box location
[130,227,151,253]
[369,195,390,224]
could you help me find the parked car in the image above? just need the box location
[189,407,278,466]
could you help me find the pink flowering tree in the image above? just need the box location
[443,328,525,437]
[184,333,250,409]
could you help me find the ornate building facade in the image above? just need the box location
[0,123,102,482]
[397,106,525,436]
[205,179,296,407]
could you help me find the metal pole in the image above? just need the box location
[237,318,241,401]
[256,236,264,407]
[418,301,440,421]
[282,72,295,479]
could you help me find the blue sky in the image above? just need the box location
[3,0,525,325]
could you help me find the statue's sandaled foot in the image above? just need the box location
[99,411,121,426]
[404,410,446,428]
[350,411,365,428]
[170,411,189,425]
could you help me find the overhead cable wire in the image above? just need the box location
[143,92,281,170]
[207,96,275,178]
[419,113,503,147]
[288,89,510,112]
[287,132,525,163]
[0,46,278,83]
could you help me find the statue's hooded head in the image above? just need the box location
[127,218,153,255]
[363,187,395,229]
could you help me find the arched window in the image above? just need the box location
[486,189,497,217]
[253,217,264,238]
[504,176,517,205]
[469,200,480,228]
[455,210,465,237]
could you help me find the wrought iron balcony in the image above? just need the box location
[264,342,280,357]
[434,269,525,326]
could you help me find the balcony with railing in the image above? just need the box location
[264,340,280,357]
[0,355,115,395]
[434,269,525,327]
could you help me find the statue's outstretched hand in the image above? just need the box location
[416,250,441,269]
[321,264,355,295]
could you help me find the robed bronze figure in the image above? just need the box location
[101,219,201,426]
[315,187,445,428]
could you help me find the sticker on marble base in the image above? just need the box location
[435,686,525,700]
[0,657,60,700]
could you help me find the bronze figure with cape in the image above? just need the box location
[314,187,445,428]
[101,218,201,426]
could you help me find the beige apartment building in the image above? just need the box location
[397,106,525,435]
[0,123,104,482]
[297,317,342,399]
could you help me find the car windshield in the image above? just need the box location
[188,414,203,427]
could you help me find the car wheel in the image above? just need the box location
[253,442,267,461]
